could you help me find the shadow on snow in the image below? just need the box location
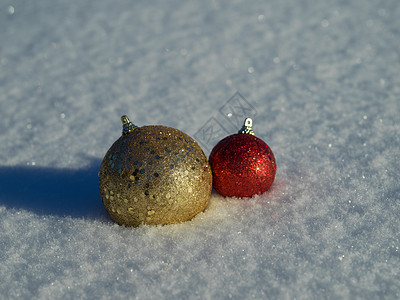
[0,159,109,220]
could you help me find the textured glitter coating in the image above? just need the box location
[99,125,212,226]
[209,133,276,198]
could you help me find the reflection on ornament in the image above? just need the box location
[99,115,212,226]
[209,118,276,198]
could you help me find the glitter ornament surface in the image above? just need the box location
[99,116,212,226]
[209,118,276,198]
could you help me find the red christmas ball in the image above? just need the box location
[209,118,276,198]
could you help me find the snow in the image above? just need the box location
[1,0,399,298]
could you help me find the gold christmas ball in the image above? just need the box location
[99,115,212,226]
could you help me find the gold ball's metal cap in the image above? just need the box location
[121,115,138,135]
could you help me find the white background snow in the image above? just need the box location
[1,0,399,299]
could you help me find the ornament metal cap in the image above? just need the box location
[238,117,255,135]
[121,115,138,135]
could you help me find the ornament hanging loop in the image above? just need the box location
[238,117,255,135]
[121,115,138,135]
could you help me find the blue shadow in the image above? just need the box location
[0,159,109,220]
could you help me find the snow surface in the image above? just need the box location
[1,0,400,299]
